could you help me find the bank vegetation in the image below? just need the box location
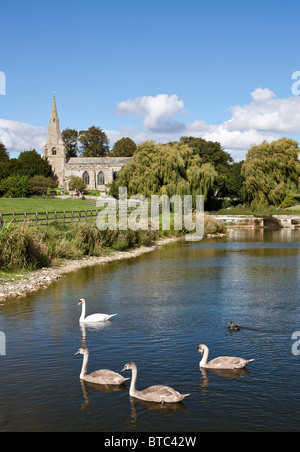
[0,216,226,272]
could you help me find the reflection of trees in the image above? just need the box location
[218,231,300,321]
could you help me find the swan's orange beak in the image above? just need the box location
[78,301,83,305]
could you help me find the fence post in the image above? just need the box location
[0,214,2,230]
[46,211,49,226]
[36,212,38,226]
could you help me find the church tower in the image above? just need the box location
[43,94,66,187]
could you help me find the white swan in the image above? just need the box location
[121,361,190,404]
[78,298,117,323]
[75,347,129,385]
[198,344,254,370]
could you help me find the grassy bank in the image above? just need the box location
[0,197,89,214]
[0,216,226,272]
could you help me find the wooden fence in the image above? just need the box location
[0,207,140,230]
[0,199,158,230]
[0,209,105,229]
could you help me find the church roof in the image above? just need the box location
[67,157,132,165]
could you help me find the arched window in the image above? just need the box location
[97,171,105,185]
[83,171,90,185]
[52,148,57,156]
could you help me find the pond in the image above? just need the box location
[0,229,300,432]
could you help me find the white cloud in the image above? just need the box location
[228,91,300,134]
[116,94,185,132]
[112,90,300,160]
[0,119,47,157]
[2,89,300,162]
[251,87,276,101]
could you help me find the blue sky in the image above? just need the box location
[1,0,300,160]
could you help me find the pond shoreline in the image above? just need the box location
[0,236,186,303]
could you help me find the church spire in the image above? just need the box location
[46,93,63,146]
[43,93,66,188]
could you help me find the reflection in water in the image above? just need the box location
[128,396,187,429]
[199,367,249,389]
[80,321,112,347]
[80,380,128,410]
[1,229,300,431]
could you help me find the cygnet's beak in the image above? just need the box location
[74,350,80,356]
[121,365,127,373]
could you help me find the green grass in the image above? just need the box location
[285,204,300,212]
[0,198,91,215]
[0,269,29,283]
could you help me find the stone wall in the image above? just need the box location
[210,214,300,229]
[64,157,131,191]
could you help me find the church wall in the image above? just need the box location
[64,157,131,191]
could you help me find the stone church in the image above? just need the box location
[43,95,131,191]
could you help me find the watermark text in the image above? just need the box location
[96,188,204,242]
[0,72,6,96]
[292,71,300,96]
[292,331,300,356]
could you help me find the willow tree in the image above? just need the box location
[112,141,217,202]
[242,138,300,209]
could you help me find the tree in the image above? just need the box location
[110,137,137,157]
[0,142,9,162]
[69,175,87,193]
[79,126,109,157]
[17,150,53,178]
[113,140,217,202]
[242,138,300,209]
[27,175,57,196]
[180,137,233,196]
[0,150,54,182]
[62,128,79,158]
[226,161,245,200]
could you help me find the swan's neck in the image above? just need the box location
[200,346,209,367]
[129,366,138,396]
[80,351,89,379]
[80,302,86,321]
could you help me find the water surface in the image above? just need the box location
[1,229,300,432]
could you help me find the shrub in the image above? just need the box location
[0,176,29,198]
[28,176,57,196]
[0,224,50,270]
[280,194,295,209]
